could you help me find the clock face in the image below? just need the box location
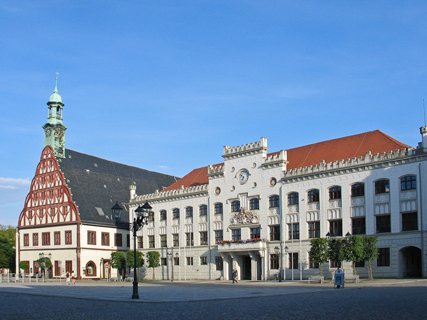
[238,169,249,184]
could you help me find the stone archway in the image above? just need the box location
[400,246,421,278]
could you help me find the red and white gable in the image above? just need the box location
[18,146,80,228]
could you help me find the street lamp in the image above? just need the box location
[113,201,152,299]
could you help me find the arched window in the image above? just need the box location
[307,189,319,203]
[186,206,193,218]
[160,210,167,221]
[401,175,416,191]
[231,200,240,212]
[375,179,390,194]
[351,183,365,197]
[249,198,259,210]
[329,186,341,200]
[85,261,96,277]
[214,202,223,214]
[199,204,207,216]
[172,208,180,219]
[287,192,299,205]
[269,195,279,208]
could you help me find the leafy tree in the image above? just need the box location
[309,238,329,276]
[19,261,29,271]
[37,257,52,277]
[328,238,345,268]
[126,250,144,269]
[363,236,378,280]
[111,251,127,279]
[146,251,160,280]
[343,235,365,275]
[0,226,16,270]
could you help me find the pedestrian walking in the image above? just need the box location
[232,269,238,284]
[65,272,70,285]
[71,270,76,285]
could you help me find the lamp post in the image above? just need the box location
[100,258,104,279]
[113,201,152,299]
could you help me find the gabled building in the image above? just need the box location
[17,83,176,279]
[130,129,427,281]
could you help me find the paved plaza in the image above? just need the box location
[0,279,426,319]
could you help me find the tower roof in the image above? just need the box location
[48,75,63,104]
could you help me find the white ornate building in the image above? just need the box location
[131,129,427,280]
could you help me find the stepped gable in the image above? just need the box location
[59,149,177,226]
[163,166,208,191]
[286,130,410,169]
[163,130,410,191]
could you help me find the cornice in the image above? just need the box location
[132,184,209,204]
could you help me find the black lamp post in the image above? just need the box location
[113,201,152,299]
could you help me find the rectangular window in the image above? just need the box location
[287,223,300,240]
[173,233,179,247]
[127,234,130,248]
[200,231,208,245]
[401,175,416,191]
[186,257,193,266]
[160,235,167,247]
[355,260,365,268]
[329,219,343,237]
[215,256,223,271]
[288,252,298,270]
[24,234,29,247]
[402,212,418,231]
[185,232,194,246]
[160,210,167,221]
[215,230,223,243]
[270,254,279,269]
[65,260,72,274]
[101,232,110,246]
[65,231,72,245]
[231,229,241,241]
[33,233,39,246]
[269,225,280,241]
[54,261,60,277]
[87,231,96,245]
[137,236,143,249]
[375,179,390,194]
[200,256,208,265]
[54,231,61,245]
[352,217,366,235]
[174,257,180,265]
[308,221,320,238]
[161,258,167,266]
[114,233,123,247]
[377,248,390,267]
[250,227,261,239]
[42,232,51,245]
[148,235,155,248]
[376,215,391,233]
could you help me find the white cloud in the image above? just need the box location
[0,177,31,189]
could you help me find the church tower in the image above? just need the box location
[43,76,66,158]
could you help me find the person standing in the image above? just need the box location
[71,270,76,285]
[232,269,238,284]
[65,272,70,285]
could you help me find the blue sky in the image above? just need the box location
[1,1,426,226]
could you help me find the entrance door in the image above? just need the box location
[242,256,251,280]
[401,246,421,278]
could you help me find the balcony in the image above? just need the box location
[217,238,267,252]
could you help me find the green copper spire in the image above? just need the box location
[43,73,67,158]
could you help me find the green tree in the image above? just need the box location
[0,226,16,270]
[37,257,52,277]
[111,251,127,279]
[363,236,378,280]
[328,238,345,268]
[146,251,160,280]
[126,250,144,269]
[343,235,365,275]
[19,261,29,271]
[309,238,329,276]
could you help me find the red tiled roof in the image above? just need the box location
[163,167,209,191]
[164,130,410,190]
[286,130,409,169]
